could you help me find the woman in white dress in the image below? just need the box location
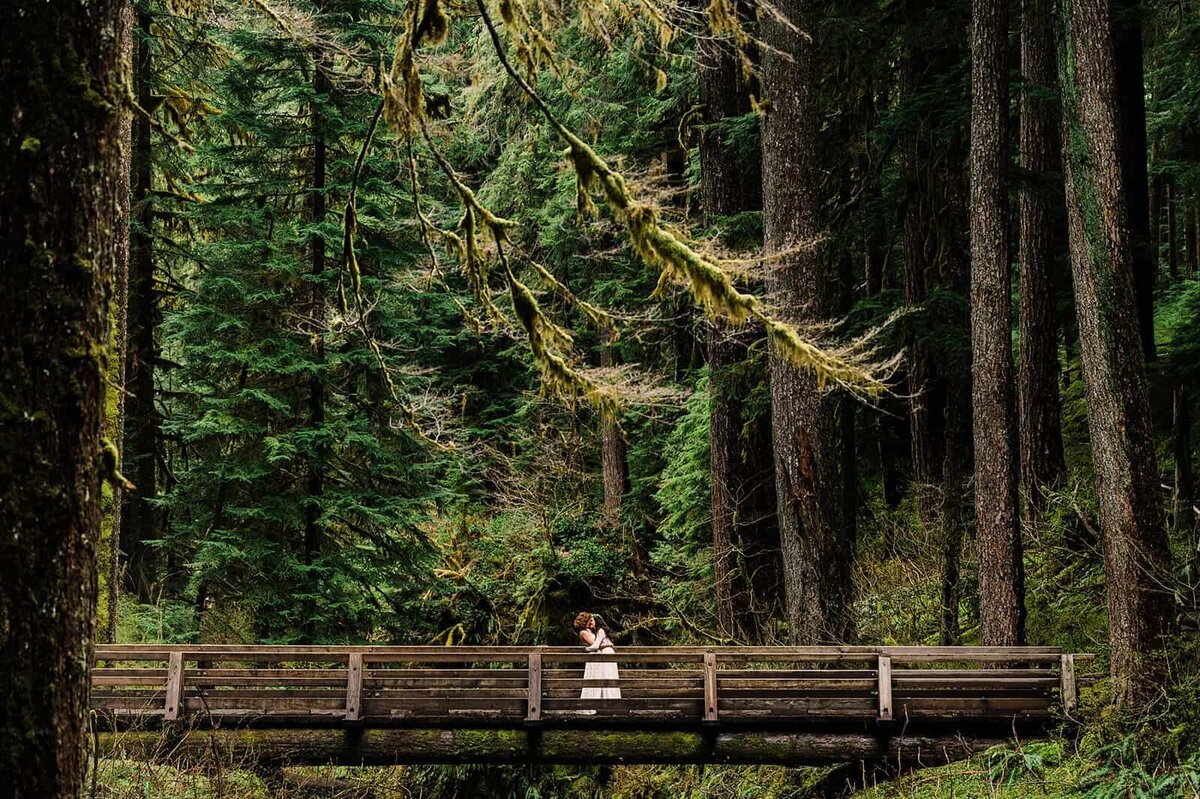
[574,611,621,699]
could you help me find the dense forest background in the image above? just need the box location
[3,0,1200,795]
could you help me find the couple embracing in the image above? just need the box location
[572,611,621,699]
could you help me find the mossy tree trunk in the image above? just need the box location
[1018,0,1067,526]
[103,0,135,644]
[971,0,1026,646]
[120,6,161,602]
[698,9,776,642]
[1058,0,1173,704]
[0,0,126,791]
[762,0,855,644]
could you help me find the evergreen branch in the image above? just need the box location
[473,0,888,395]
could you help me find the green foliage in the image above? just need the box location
[97,0,1200,797]
[985,742,1066,787]
[651,375,715,638]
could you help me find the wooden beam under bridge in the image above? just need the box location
[98,727,1017,767]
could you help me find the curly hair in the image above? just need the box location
[572,611,593,632]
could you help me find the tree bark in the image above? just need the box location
[0,0,125,790]
[698,15,774,641]
[763,0,855,644]
[120,6,160,602]
[1058,0,1173,704]
[1018,0,1067,525]
[971,0,1025,646]
[103,0,135,645]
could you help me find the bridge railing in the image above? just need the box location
[92,645,1089,729]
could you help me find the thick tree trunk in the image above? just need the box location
[698,17,773,640]
[1059,0,1173,704]
[120,7,160,602]
[763,0,855,644]
[1112,0,1156,360]
[971,0,1025,646]
[0,0,125,791]
[1018,0,1067,525]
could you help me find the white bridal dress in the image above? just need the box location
[581,629,621,699]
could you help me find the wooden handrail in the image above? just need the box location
[95,644,1073,665]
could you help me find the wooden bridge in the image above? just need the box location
[94,644,1089,767]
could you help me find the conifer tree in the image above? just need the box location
[1059,0,1173,702]
[1017,0,1067,523]
[971,0,1025,646]
[762,0,856,643]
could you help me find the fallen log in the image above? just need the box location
[98,727,1012,767]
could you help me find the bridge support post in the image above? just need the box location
[703,651,718,723]
[1059,654,1077,715]
[345,653,363,722]
[877,654,892,722]
[525,650,542,724]
[164,651,184,721]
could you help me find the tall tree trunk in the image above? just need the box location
[699,13,772,640]
[971,0,1025,646]
[600,329,628,527]
[0,0,125,790]
[763,0,855,644]
[303,44,331,642]
[1112,0,1156,360]
[120,6,160,602]
[103,0,135,644]
[1059,0,1173,704]
[1018,0,1067,525]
